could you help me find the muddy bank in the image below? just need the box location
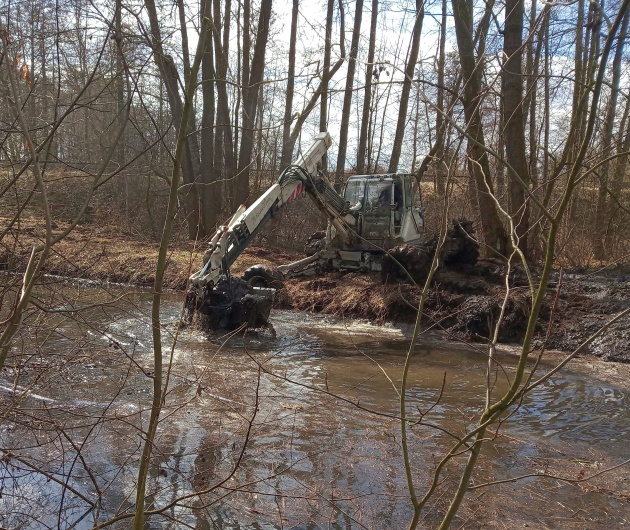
[275,262,630,363]
[4,217,629,361]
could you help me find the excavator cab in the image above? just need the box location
[343,174,425,248]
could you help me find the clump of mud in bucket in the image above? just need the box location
[183,277,275,331]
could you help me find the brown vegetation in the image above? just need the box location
[1,216,300,290]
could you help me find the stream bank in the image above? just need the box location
[4,218,630,362]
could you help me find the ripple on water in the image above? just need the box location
[509,376,629,444]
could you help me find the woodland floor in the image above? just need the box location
[2,217,630,362]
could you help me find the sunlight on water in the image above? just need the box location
[1,285,629,529]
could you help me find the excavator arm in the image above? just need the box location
[190,132,351,288]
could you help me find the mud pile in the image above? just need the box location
[381,219,480,284]
[543,270,630,361]
[276,262,534,340]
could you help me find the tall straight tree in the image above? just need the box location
[144,0,200,239]
[593,10,629,258]
[335,0,363,182]
[213,0,236,207]
[451,0,508,256]
[434,0,448,195]
[280,0,299,168]
[388,0,424,172]
[607,97,630,250]
[285,6,346,158]
[524,3,550,258]
[200,0,218,234]
[114,0,127,217]
[502,0,529,255]
[320,0,335,171]
[356,0,378,174]
[235,0,273,206]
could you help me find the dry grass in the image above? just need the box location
[1,216,301,290]
[277,272,420,324]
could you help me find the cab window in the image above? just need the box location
[344,180,366,209]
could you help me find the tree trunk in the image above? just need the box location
[451,0,508,256]
[335,0,363,183]
[281,0,299,168]
[235,0,272,207]
[319,0,335,172]
[114,0,126,217]
[283,1,345,166]
[144,0,200,239]
[525,6,550,259]
[201,0,218,234]
[388,0,423,173]
[502,0,529,255]
[238,0,250,170]
[434,0,447,195]
[177,0,191,81]
[356,0,378,174]
[593,10,629,259]
[213,0,236,209]
[606,98,630,252]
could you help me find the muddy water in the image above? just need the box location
[1,282,629,529]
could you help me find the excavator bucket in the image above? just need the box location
[184,277,275,331]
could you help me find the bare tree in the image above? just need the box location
[319,0,335,172]
[502,0,530,256]
[200,0,219,233]
[280,0,299,169]
[451,0,508,256]
[593,10,629,259]
[144,0,201,239]
[335,0,363,182]
[356,0,378,174]
[388,0,424,173]
[235,0,273,207]
[213,0,237,209]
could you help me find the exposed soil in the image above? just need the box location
[3,217,630,362]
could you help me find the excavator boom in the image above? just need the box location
[190,132,349,288]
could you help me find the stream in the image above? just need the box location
[0,280,629,529]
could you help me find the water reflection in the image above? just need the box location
[1,283,629,528]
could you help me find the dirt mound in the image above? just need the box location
[542,275,630,361]
[277,272,420,324]
[381,219,480,284]
[273,264,627,361]
[381,242,437,284]
[275,266,539,342]
[440,218,480,267]
[445,289,534,342]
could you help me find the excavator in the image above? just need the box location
[185,132,477,330]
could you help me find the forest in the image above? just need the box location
[1,0,628,260]
[1,0,630,528]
